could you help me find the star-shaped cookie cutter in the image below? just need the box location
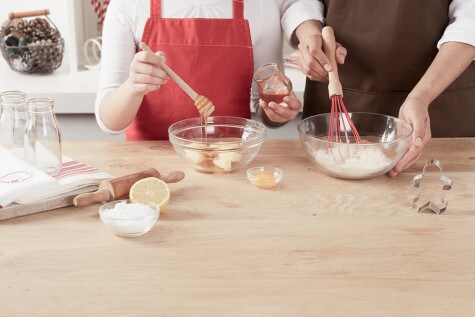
[411,159,453,214]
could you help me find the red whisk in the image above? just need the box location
[321,26,361,146]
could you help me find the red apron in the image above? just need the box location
[126,0,253,140]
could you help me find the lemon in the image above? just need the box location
[129,177,170,211]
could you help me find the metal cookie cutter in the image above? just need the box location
[411,159,452,214]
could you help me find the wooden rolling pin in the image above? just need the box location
[73,168,185,207]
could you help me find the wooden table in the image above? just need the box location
[1,139,475,317]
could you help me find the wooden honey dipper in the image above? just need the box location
[139,42,215,118]
[321,26,361,145]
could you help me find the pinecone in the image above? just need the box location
[1,15,64,73]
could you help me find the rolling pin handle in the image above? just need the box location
[73,189,111,207]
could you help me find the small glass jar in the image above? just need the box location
[0,91,27,155]
[24,98,62,176]
[253,63,293,104]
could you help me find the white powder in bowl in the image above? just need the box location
[315,146,393,178]
[105,202,155,219]
[100,202,159,236]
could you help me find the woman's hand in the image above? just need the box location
[259,93,301,124]
[298,34,347,82]
[127,50,169,96]
[389,97,431,177]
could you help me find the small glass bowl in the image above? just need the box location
[247,166,283,189]
[99,200,160,237]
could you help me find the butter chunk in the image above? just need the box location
[184,149,205,164]
[213,151,242,171]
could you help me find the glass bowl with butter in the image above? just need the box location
[169,116,266,174]
[247,166,283,188]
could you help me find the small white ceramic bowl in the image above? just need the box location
[99,200,159,237]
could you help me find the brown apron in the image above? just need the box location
[303,0,475,137]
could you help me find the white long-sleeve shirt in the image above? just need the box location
[437,0,475,49]
[96,0,325,134]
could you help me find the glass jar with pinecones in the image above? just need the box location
[0,9,65,74]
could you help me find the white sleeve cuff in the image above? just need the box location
[437,19,475,49]
[95,91,129,135]
[281,0,325,46]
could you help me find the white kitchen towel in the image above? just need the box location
[0,146,56,208]
[0,146,112,207]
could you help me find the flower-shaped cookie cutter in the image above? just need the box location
[411,159,452,214]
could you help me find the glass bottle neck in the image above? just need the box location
[27,98,54,113]
[0,91,26,108]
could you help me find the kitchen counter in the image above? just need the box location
[1,139,475,316]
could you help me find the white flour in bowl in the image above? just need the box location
[314,146,393,178]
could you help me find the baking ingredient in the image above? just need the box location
[184,145,206,164]
[261,88,290,104]
[250,172,278,188]
[129,177,170,211]
[105,201,155,218]
[213,151,242,171]
[315,145,392,177]
[183,140,243,173]
[101,201,158,236]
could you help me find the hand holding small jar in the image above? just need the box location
[254,63,301,124]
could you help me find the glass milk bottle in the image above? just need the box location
[0,91,27,156]
[24,98,62,176]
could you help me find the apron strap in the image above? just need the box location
[150,0,161,18]
[233,0,244,19]
[151,0,243,19]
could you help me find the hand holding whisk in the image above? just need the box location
[321,26,361,145]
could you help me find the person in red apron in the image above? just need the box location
[297,0,475,176]
[97,0,309,141]
[129,0,254,140]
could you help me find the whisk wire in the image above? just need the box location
[328,95,362,149]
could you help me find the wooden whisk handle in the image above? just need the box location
[321,26,343,99]
[139,42,198,100]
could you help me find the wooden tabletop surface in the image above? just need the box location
[1,139,475,317]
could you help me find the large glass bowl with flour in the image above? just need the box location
[169,116,266,173]
[298,113,413,180]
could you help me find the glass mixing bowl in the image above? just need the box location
[169,116,266,174]
[297,112,413,180]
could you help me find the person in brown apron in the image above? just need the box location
[297,0,475,176]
